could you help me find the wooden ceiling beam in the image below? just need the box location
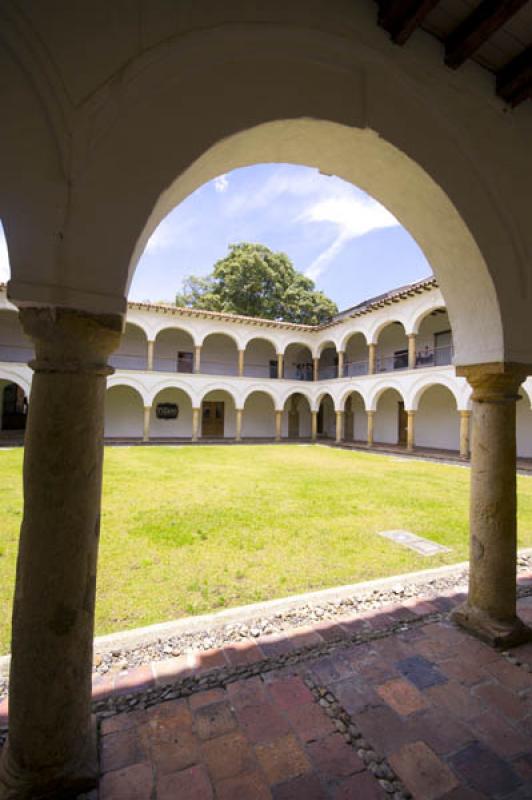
[377,0,441,45]
[445,0,530,69]
[497,46,532,106]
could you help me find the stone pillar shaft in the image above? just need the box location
[147,339,154,371]
[406,410,415,451]
[275,410,282,441]
[192,407,200,441]
[313,357,319,382]
[408,334,417,370]
[368,344,376,375]
[337,351,344,379]
[194,345,201,374]
[367,410,375,446]
[460,410,471,458]
[0,308,121,799]
[277,353,284,379]
[311,410,318,442]
[235,408,243,441]
[335,410,343,443]
[452,364,532,648]
[238,350,245,377]
[143,406,151,442]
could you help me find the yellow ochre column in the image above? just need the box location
[311,410,318,442]
[143,406,151,442]
[194,345,201,374]
[406,410,416,452]
[408,334,417,370]
[275,410,282,441]
[368,344,376,375]
[277,353,284,379]
[192,407,200,441]
[313,357,319,382]
[367,410,375,446]
[335,410,343,443]
[337,351,344,379]
[147,340,154,371]
[235,408,243,441]
[238,349,245,377]
[459,410,471,459]
[452,364,532,648]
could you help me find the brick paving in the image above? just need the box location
[1,583,532,798]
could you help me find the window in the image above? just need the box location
[393,349,408,370]
[269,359,278,379]
[177,351,193,373]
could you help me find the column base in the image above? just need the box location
[452,603,532,649]
[0,715,98,800]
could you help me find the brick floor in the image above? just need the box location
[2,579,532,798]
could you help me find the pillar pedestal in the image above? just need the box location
[192,407,200,441]
[407,334,417,370]
[275,410,282,441]
[311,410,318,442]
[335,410,343,443]
[452,363,532,648]
[0,307,121,800]
[367,410,375,446]
[368,344,376,375]
[406,410,415,452]
[235,408,243,441]
[459,410,471,459]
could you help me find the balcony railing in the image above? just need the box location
[416,344,453,368]
[200,360,239,376]
[243,363,278,379]
[283,364,313,381]
[344,359,369,377]
[109,353,148,370]
[318,364,338,380]
[0,344,35,363]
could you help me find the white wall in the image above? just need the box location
[150,387,193,438]
[105,386,143,437]
[415,385,459,451]
[242,392,275,437]
[282,394,311,437]
[154,329,195,372]
[345,334,368,374]
[319,395,336,438]
[374,389,402,444]
[343,392,366,442]
[244,339,276,379]
[284,344,313,381]
[110,323,147,370]
[517,390,532,458]
[202,335,238,376]
[202,390,236,437]
[376,324,408,371]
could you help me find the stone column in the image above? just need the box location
[313,357,319,382]
[452,364,532,648]
[238,349,245,377]
[459,410,471,459]
[368,344,376,375]
[147,339,154,371]
[275,410,282,441]
[191,407,200,441]
[337,351,345,379]
[408,334,417,370]
[143,405,151,442]
[235,408,243,441]
[277,353,284,379]
[311,410,318,442]
[406,410,416,452]
[335,410,343,443]
[367,410,375,446]
[194,345,201,374]
[0,307,121,799]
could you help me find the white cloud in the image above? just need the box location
[301,193,399,281]
[144,216,195,254]
[0,227,10,282]
[214,174,229,193]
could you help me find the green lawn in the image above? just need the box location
[1,444,532,654]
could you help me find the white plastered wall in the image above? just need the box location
[105,386,144,438]
[374,389,403,445]
[415,385,460,451]
[201,390,236,438]
[150,388,193,438]
[242,392,276,438]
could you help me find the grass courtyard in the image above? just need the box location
[1,444,532,653]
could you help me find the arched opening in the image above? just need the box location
[201,334,238,377]
[517,388,532,460]
[374,387,406,446]
[282,392,311,439]
[104,385,144,439]
[342,390,366,443]
[317,393,335,438]
[242,391,276,438]
[150,387,193,440]
[201,389,236,438]
[376,322,409,374]
[416,384,460,452]
[108,323,148,371]
[318,343,338,381]
[154,328,195,373]
[344,333,369,377]
[0,309,34,364]
[0,379,28,434]
[283,343,313,381]
[243,338,278,379]
[415,308,453,368]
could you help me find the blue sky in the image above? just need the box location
[0,164,432,311]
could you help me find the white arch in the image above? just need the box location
[241,385,280,411]
[199,329,243,350]
[409,303,449,336]
[367,380,407,412]
[408,375,461,412]
[368,318,408,346]
[340,328,371,353]
[242,334,282,354]
[153,322,199,346]
[314,389,336,413]
[280,387,313,410]
[339,386,367,412]
[314,339,338,359]
[283,340,314,356]
[147,379,196,408]
[0,366,31,398]
[521,379,532,411]
[106,376,149,405]
[198,382,240,408]
[121,314,153,341]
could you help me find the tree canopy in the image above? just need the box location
[175,242,338,325]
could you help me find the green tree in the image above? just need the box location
[175,243,337,324]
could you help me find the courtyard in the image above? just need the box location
[1,444,532,655]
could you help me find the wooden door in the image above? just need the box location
[398,401,407,445]
[202,401,224,437]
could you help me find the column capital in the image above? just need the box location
[456,362,530,403]
[366,409,375,416]
[20,307,122,375]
